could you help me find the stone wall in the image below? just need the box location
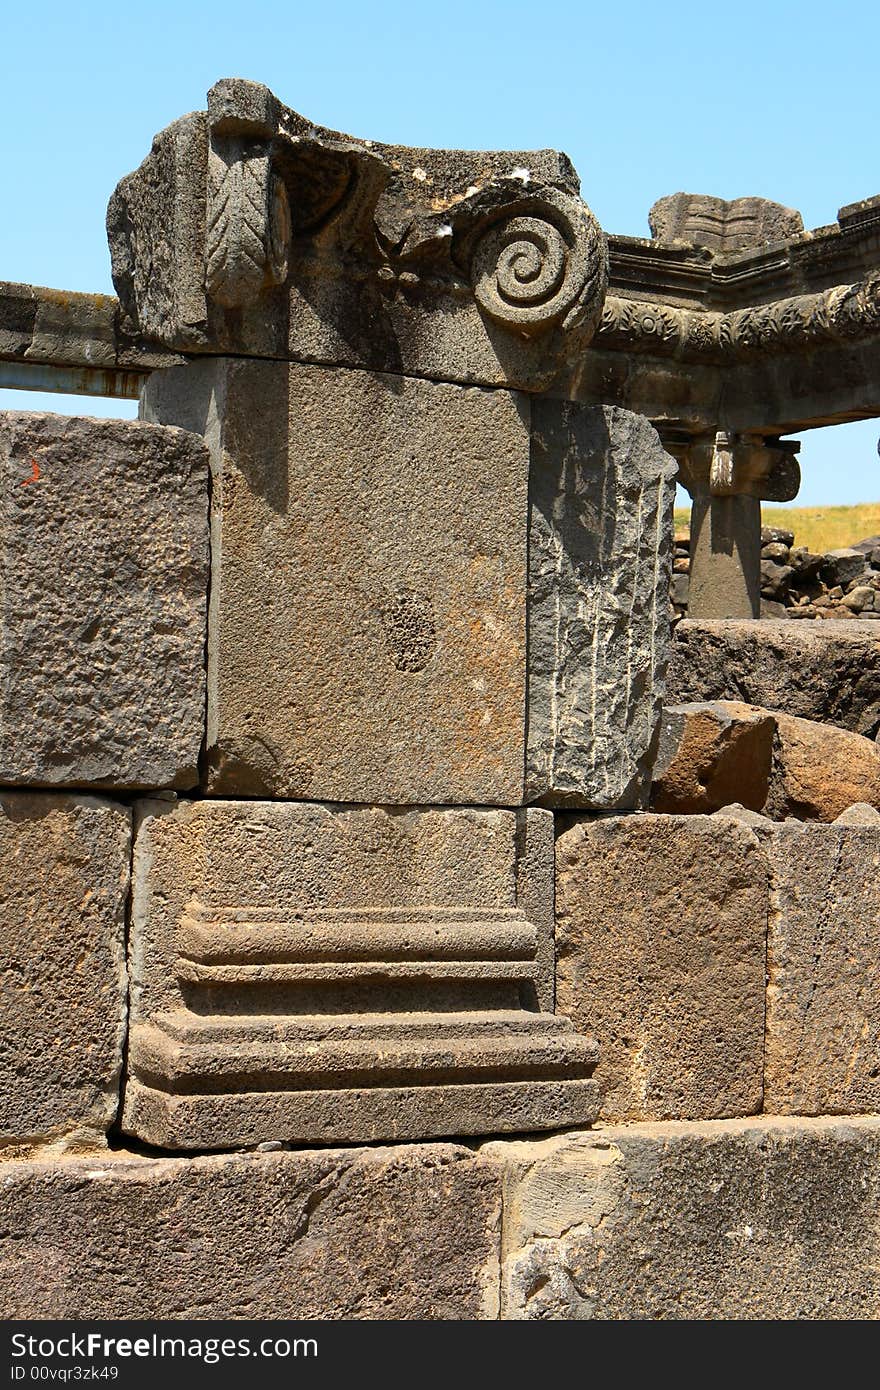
[672,523,880,620]
[5,77,880,1321]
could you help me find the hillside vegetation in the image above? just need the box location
[673,502,880,554]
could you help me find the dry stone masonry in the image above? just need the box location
[2,76,880,1318]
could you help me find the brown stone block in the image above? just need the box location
[651,700,775,813]
[766,712,880,821]
[555,813,767,1120]
[0,792,130,1147]
[487,1117,880,1319]
[0,1144,500,1318]
[0,412,208,790]
[146,359,530,805]
[764,823,880,1114]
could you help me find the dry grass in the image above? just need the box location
[673,502,880,553]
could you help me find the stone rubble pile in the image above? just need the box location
[672,524,880,620]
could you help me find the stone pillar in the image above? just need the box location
[673,430,800,619]
[106,77,677,1148]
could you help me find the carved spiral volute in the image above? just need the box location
[468,188,607,342]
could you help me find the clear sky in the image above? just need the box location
[1,0,878,505]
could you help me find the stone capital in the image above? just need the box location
[674,430,801,502]
[108,78,608,391]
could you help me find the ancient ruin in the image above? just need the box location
[2,78,880,1319]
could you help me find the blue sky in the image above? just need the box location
[1,0,878,505]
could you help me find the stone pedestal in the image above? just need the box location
[123,799,598,1149]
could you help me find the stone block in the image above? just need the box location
[764,823,880,1114]
[487,1117,880,1319]
[0,1144,500,1318]
[0,792,129,1147]
[125,798,598,1149]
[555,813,767,1120]
[766,712,880,821]
[0,412,208,789]
[649,193,804,252]
[526,402,677,808]
[668,618,880,741]
[651,700,775,813]
[145,362,675,810]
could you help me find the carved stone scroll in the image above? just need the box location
[108,79,608,391]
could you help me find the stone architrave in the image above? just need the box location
[0,413,208,790]
[0,792,130,1147]
[144,364,676,810]
[555,813,767,1120]
[123,798,598,1150]
[764,823,880,1114]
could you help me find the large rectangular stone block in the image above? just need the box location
[668,618,880,742]
[555,813,767,1120]
[487,1117,880,1319]
[145,362,675,809]
[764,823,880,1114]
[0,412,209,789]
[0,1144,500,1318]
[0,792,130,1148]
[124,798,598,1149]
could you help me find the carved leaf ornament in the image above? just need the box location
[206,143,291,308]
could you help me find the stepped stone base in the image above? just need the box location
[126,798,597,1148]
[124,1077,600,1151]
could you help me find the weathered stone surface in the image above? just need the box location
[0,412,208,789]
[0,792,129,1147]
[766,711,880,821]
[146,357,529,804]
[146,364,673,809]
[555,814,766,1121]
[109,78,608,393]
[668,619,880,741]
[651,700,775,813]
[0,1144,500,1318]
[125,798,598,1149]
[764,824,880,1115]
[526,404,676,809]
[649,193,804,252]
[487,1117,880,1319]
[713,802,774,828]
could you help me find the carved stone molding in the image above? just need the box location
[597,273,880,363]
